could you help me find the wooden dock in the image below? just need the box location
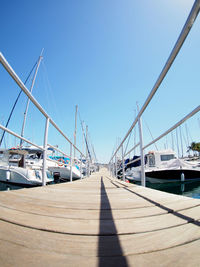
[0,168,199,266]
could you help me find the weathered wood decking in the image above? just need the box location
[0,168,199,266]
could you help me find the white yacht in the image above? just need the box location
[24,146,82,181]
[0,149,53,186]
[126,149,200,183]
[48,156,82,181]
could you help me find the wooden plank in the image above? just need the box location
[0,168,199,266]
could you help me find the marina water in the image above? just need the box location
[1,179,200,199]
[146,180,200,199]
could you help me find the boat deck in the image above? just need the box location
[0,168,200,266]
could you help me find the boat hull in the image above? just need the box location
[49,166,81,180]
[0,166,52,186]
[126,175,142,182]
[146,169,200,183]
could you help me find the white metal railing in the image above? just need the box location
[143,106,200,151]
[0,124,45,152]
[0,53,88,185]
[113,106,200,178]
[109,0,200,186]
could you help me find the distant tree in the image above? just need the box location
[188,142,200,155]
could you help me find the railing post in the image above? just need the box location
[70,143,73,182]
[122,144,125,182]
[85,125,89,177]
[115,156,117,178]
[42,117,49,186]
[138,113,146,187]
[88,159,90,177]
[109,163,111,175]
[80,154,83,179]
[112,160,114,177]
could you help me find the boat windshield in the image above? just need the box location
[160,154,175,161]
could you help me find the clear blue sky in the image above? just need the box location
[0,0,200,162]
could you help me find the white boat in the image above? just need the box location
[0,149,53,186]
[125,149,200,183]
[24,146,82,181]
[48,157,81,180]
[49,165,81,180]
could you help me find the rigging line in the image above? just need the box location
[41,61,60,120]
[171,131,175,151]
[20,50,43,146]
[85,130,92,161]
[124,109,138,157]
[78,111,85,138]
[186,122,193,143]
[143,118,158,151]
[88,132,97,162]
[78,111,91,160]
[179,126,184,157]
[185,124,190,148]
[198,118,200,130]
[78,111,85,156]
[180,125,188,150]
[85,137,92,160]
[124,129,133,157]
[134,109,137,155]
[0,61,38,147]
[176,128,180,158]
[92,144,97,162]
[110,138,118,162]
[40,62,52,114]
[92,143,97,162]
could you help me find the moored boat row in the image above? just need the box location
[121,149,200,183]
[0,147,97,186]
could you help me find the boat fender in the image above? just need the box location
[6,171,11,181]
[181,172,185,182]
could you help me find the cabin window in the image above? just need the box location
[148,154,155,167]
[160,154,175,161]
[9,154,21,160]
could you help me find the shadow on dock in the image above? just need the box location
[124,187,200,227]
[98,176,128,267]
[107,176,200,227]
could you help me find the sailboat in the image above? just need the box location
[0,54,83,183]
[0,51,54,186]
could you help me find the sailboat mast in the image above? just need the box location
[0,61,37,147]
[86,125,89,176]
[73,105,78,159]
[86,125,88,160]
[179,125,184,158]
[20,49,44,146]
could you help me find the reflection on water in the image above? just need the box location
[0,179,70,192]
[146,180,200,199]
[0,182,24,191]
